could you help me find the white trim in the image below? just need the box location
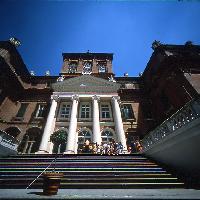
[53,92,118,99]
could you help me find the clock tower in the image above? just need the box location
[60,52,114,78]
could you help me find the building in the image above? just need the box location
[0,38,200,158]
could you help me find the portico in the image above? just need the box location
[37,92,127,154]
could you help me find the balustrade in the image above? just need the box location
[141,98,200,151]
[0,131,19,151]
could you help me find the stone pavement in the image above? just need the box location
[0,189,200,199]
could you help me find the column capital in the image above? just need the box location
[112,96,121,104]
[71,94,79,102]
[51,95,59,102]
[92,95,100,102]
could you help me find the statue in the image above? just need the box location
[108,75,116,82]
[151,40,162,50]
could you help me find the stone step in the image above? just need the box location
[0,154,184,189]
[0,173,173,178]
[0,181,185,189]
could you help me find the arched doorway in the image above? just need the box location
[52,128,68,154]
[101,128,116,144]
[4,127,21,139]
[77,128,92,153]
[18,127,42,154]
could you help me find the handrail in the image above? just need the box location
[141,97,200,151]
[26,154,60,189]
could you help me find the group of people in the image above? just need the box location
[127,140,143,154]
[79,139,142,155]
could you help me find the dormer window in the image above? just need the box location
[68,61,77,73]
[97,61,107,73]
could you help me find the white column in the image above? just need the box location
[92,95,101,145]
[36,95,59,154]
[112,96,127,151]
[64,95,79,154]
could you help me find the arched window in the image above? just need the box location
[77,128,92,152]
[18,127,42,154]
[101,128,115,144]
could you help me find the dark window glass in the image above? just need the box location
[35,104,46,118]
[16,103,28,118]
[121,104,134,120]
[60,104,71,118]
[81,104,90,118]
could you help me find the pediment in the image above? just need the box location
[51,75,121,93]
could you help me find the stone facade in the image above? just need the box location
[0,39,200,154]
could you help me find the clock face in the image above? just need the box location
[83,62,92,74]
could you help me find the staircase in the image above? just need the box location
[0,154,184,189]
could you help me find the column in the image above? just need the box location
[36,95,59,154]
[64,95,79,154]
[111,96,127,151]
[92,95,101,145]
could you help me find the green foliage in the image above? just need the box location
[50,130,67,145]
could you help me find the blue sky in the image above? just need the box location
[1,1,200,77]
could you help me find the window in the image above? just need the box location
[97,61,107,73]
[80,104,90,118]
[68,61,77,73]
[101,104,110,118]
[60,104,71,118]
[35,104,46,118]
[16,103,28,118]
[121,104,134,120]
[98,65,107,73]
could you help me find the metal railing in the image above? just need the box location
[141,97,200,151]
[0,130,19,151]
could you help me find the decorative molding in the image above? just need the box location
[112,96,121,104]
[92,95,100,102]
[71,94,79,102]
[51,95,59,102]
